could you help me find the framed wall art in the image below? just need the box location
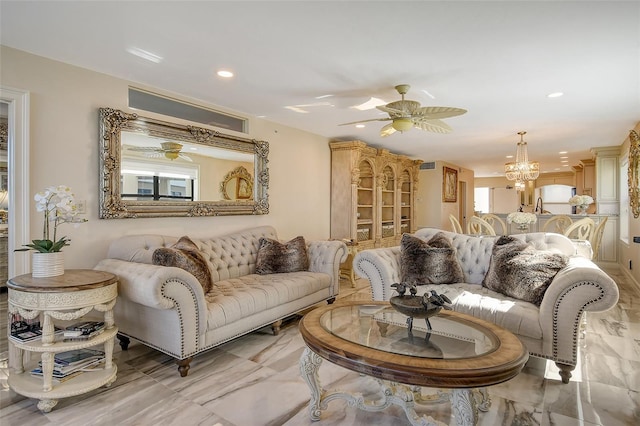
[443,166,458,203]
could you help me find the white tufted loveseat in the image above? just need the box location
[353,228,619,383]
[95,226,347,377]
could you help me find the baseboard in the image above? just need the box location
[620,266,640,292]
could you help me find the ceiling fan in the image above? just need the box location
[339,84,467,137]
[124,141,193,162]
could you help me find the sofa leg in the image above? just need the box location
[117,334,130,351]
[176,357,193,377]
[271,320,283,335]
[327,297,336,305]
[555,362,575,384]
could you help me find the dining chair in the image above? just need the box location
[542,215,573,234]
[481,213,507,235]
[467,216,496,236]
[589,216,608,257]
[563,217,596,241]
[449,214,463,234]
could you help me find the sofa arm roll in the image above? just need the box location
[307,240,348,291]
[94,258,207,317]
[353,247,402,300]
[538,256,619,363]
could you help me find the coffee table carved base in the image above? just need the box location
[300,348,490,426]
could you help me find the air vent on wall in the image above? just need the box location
[420,162,436,170]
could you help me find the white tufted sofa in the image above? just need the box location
[353,228,619,383]
[95,226,347,377]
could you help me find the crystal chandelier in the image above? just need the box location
[514,180,525,192]
[505,131,540,181]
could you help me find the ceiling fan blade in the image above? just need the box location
[338,117,392,126]
[178,153,193,162]
[413,118,453,134]
[413,106,467,119]
[380,123,397,137]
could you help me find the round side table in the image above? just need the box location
[7,269,118,412]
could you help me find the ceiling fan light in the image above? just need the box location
[164,151,179,160]
[392,118,413,132]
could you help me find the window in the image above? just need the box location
[474,187,490,213]
[129,88,247,133]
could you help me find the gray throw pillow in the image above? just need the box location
[255,236,309,274]
[400,233,464,285]
[152,236,213,293]
[483,235,568,306]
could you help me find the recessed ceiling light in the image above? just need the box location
[562,164,570,167]
[560,156,568,159]
[561,160,569,163]
[559,151,568,154]
[217,70,234,78]
[355,124,365,128]
[506,155,514,159]
[126,47,163,63]
[547,92,564,98]
[315,94,333,99]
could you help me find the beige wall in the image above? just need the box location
[415,161,474,231]
[1,46,332,270]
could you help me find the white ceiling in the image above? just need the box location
[1,1,639,177]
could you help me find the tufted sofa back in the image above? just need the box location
[107,226,279,282]
[414,228,576,285]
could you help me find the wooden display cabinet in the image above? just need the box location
[330,140,421,249]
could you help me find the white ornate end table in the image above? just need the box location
[7,269,118,412]
[299,302,528,426]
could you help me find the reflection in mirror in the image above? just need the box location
[220,166,253,200]
[99,108,269,218]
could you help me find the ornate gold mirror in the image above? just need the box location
[99,108,269,218]
[629,129,639,219]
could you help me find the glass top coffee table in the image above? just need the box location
[299,301,528,426]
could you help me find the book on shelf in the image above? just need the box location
[64,321,105,337]
[31,359,105,382]
[63,327,105,342]
[52,348,105,366]
[30,370,84,383]
[9,315,64,343]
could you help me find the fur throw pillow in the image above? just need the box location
[483,235,568,306]
[152,236,212,293]
[400,233,464,285]
[255,236,309,275]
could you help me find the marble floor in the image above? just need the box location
[0,268,638,426]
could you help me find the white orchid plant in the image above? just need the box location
[507,212,537,225]
[16,185,87,253]
[568,194,594,207]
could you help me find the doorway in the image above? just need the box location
[0,86,30,280]
[459,180,467,230]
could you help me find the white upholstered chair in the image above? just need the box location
[564,217,596,241]
[542,215,573,234]
[466,216,496,236]
[449,214,463,234]
[481,213,507,235]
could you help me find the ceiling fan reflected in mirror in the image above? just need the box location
[124,141,193,161]
[339,84,467,137]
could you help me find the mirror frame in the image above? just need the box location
[629,129,639,219]
[99,107,269,218]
